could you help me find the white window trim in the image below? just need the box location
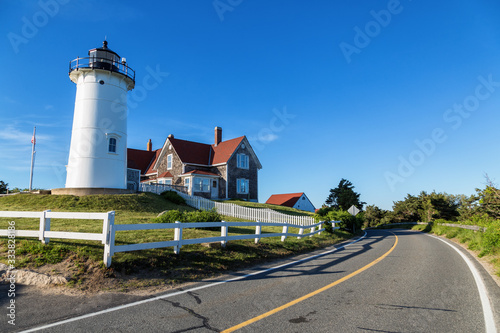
[167,154,173,170]
[237,154,249,169]
[237,178,249,194]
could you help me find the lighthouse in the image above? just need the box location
[64,41,135,193]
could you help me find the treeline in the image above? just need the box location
[315,178,500,233]
[363,185,500,228]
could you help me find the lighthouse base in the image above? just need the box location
[51,188,135,196]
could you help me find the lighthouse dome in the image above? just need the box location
[69,40,135,83]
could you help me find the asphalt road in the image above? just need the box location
[2,229,499,332]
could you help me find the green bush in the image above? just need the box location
[155,210,185,223]
[481,221,500,256]
[314,208,363,233]
[161,191,186,205]
[153,208,222,230]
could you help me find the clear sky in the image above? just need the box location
[1,0,500,210]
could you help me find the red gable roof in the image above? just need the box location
[211,136,244,165]
[181,170,219,177]
[169,138,212,165]
[127,148,158,174]
[266,193,304,208]
[158,171,173,178]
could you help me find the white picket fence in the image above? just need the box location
[139,183,316,226]
[0,210,337,267]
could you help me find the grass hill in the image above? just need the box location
[0,192,186,213]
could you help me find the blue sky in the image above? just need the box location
[1,0,500,210]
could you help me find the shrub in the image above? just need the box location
[481,221,500,256]
[154,210,185,223]
[160,191,186,205]
[153,208,222,230]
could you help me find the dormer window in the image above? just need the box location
[108,137,117,153]
[237,154,249,169]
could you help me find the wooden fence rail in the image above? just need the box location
[0,210,338,267]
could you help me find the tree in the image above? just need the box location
[325,178,365,210]
[363,205,388,227]
[475,177,500,219]
[0,180,8,194]
[391,191,460,222]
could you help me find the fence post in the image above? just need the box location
[255,221,261,244]
[221,220,227,248]
[174,221,183,254]
[40,210,51,244]
[281,225,288,242]
[103,211,115,268]
[318,222,323,235]
[310,223,315,237]
[297,227,304,239]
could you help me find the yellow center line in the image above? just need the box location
[222,232,399,333]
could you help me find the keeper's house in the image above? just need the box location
[127,127,262,201]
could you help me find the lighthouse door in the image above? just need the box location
[211,179,218,199]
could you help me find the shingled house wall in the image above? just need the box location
[226,144,258,201]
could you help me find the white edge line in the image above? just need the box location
[21,231,368,332]
[429,234,497,333]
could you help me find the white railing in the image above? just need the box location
[0,210,115,265]
[139,183,188,195]
[0,210,338,268]
[107,219,337,267]
[139,184,316,226]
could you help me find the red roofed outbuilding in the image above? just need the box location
[265,192,316,213]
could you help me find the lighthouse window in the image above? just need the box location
[108,138,117,153]
[99,80,105,85]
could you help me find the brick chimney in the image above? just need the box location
[147,139,152,151]
[215,126,222,146]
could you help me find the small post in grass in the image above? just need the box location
[297,227,304,239]
[281,225,288,242]
[174,221,182,254]
[255,220,261,244]
[104,211,115,268]
[40,209,51,244]
[221,220,227,248]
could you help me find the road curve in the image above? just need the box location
[11,229,500,332]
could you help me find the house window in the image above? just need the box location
[108,137,117,153]
[165,179,172,185]
[185,178,190,188]
[194,177,210,192]
[167,154,173,170]
[237,178,249,194]
[237,154,249,169]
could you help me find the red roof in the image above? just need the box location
[212,136,244,164]
[169,138,212,165]
[181,170,219,177]
[266,193,304,208]
[127,148,159,174]
[158,171,173,178]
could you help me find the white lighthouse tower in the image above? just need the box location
[64,41,135,193]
